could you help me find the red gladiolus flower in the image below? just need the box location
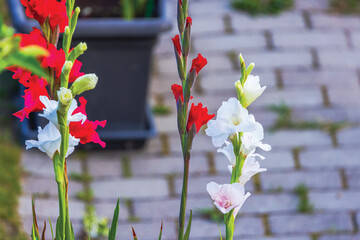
[186,103,215,133]
[172,35,182,56]
[171,84,184,102]
[13,75,49,121]
[190,54,207,74]
[186,17,192,27]
[179,0,182,5]
[69,60,85,83]
[69,97,106,148]
[20,0,68,32]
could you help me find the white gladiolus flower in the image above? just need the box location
[241,115,271,156]
[205,98,257,147]
[217,142,236,167]
[207,182,250,216]
[240,75,266,108]
[39,96,86,127]
[238,154,267,186]
[25,122,80,158]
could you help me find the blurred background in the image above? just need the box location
[1,0,360,239]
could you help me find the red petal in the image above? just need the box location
[171,84,184,102]
[190,54,207,74]
[171,35,182,56]
[186,103,215,133]
[69,97,107,148]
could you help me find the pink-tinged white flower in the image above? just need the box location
[38,96,87,127]
[25,122,80,158]
[238,154,267,185]
[207,182,250,216]
[241,115,271,156]
[236,75,266,108]
[205,98,257,147]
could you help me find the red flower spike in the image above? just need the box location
[171,84,184,102]
[171,35,182,56]
[69,97,107,148]
[186,103,215,133]
[20,0,68,33]
[190,54,207,74]
[186,17,192,27]
[13,75,49,121]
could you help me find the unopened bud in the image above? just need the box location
[70,73,98,96]
[235,80,244,101]
[58,87,73,105]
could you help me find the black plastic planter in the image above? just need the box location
[8,0,171,149]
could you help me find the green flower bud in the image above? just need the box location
[235,80,244,103]
[70,73,98,96]
[58,87,73,106]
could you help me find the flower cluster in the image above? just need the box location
[205,54,270,238]
[8,0,106,157]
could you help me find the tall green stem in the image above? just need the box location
[178,152,190,240]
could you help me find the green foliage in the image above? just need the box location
[83,205,109,238]
[329,0,360,14]
[268,103,349,133]
[152,104,172,116]
[294,184,314,214]
[198,207,223,223]
[0,17,49,78]
[0,134,28,240]
[121,0,156,20]
[69,172,93,183]
[231,0,293,15]
[76,188,94,202]
[108,199,120,240]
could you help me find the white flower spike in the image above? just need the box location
[25,122,80,158]
[206,97,257,147]
[207,182,251,217]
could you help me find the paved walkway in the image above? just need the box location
[19,0,360,239]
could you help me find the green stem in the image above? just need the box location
[178,153,190,240]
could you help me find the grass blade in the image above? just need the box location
[158,221,163,240]
[108,198,120,240]
[183,210,192,240]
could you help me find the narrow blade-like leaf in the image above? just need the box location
[158,221,163,240]
[131,227,138,240]
[183,210,193,240]
[108,198,120,240]
[41,221,46,240]
[49,217,55,240]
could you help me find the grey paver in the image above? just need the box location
[300,149,360,169]
[265,130,332,148]
[309,191,360,211]
[273,30,347,49]
[346,168,360,189]
[91,178,169,199]
[87,153,122,178]
[269,213,353,234]
[261,170,342,191]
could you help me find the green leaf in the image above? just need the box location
[158,221,163,240]
[131,227,138,240]
[31,196,41,240]
[218,225,223,240]
[108,198,120,240]
[7,52,49,80]
[49,217,55,240]
[183,210,192,240]
[19,45,48,57]
[56,216,64,240]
